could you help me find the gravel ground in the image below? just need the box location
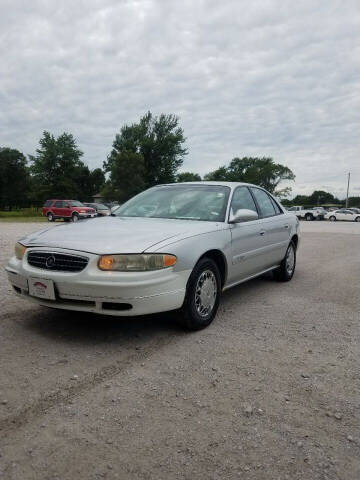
[0,221,359,480]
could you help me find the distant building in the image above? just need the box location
[92,193,104,203]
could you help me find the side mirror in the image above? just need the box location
[229,208,258,223]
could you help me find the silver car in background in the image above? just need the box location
[6,182,300,330]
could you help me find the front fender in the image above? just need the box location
[146,228,232,275]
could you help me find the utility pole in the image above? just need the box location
[346,172,351,208]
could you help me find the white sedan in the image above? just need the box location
[6,182,300,330]
[325,209,360,222]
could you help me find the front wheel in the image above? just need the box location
[305,213,313,221]
[273,242,296,282]
[329,215,336,222]
[355,217,360,222]
[72,213,79,222]
[178,258,221,331]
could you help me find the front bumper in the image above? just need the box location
[6,247,190,316]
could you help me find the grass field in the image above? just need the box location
[0,217,47,222]
[0,208,47,222]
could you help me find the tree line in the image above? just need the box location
[2,110,352,210]
[283,190,360,208]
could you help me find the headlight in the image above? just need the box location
[98,254,177,271]
[15,242,26,260]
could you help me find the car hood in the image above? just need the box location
[20,217,225,254]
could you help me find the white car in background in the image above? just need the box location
[325,209,360,222]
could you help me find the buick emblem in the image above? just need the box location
[46,255,56,268]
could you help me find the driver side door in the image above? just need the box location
[228,187,266,284]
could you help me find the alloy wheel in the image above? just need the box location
[285,245,295,276]
[194,270,217,317]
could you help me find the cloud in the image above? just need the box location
[1,0,360,197]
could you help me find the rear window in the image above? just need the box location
[44,200,53,207]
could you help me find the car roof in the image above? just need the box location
[158,181,260,190]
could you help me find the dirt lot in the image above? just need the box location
[0,221,359,480]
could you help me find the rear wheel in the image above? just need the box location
[273,242,296,282]
[178,258,221,331]
[72,213,79,222]
[329,215,336,222]
[305,213,313,221]
[47,212,55,222]
[355,217,360,222]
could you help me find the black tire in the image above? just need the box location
[329,215,336,222]
[273,242,296,282]
[355,217,360,223]
[178,258,222,331]
[72,213,79,222]
[305,213,313,221]
[47,212,55,222]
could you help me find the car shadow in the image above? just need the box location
[221,271,276,301]
[21,273,280,344]
[22,307,184,346]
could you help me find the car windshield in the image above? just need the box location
[97,204,108,210]
[69,201,84,207]
[115,185,230,221]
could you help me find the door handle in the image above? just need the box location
[284,224,289,229]
[259,230,266,236]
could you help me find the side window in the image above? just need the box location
[230,187,258,215]
[54,201,63,207]
[288,207,296,211]
[270,197,282,215]
[251,188,276,218]
[44,200,52,207]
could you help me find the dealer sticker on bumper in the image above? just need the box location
[28,277,56,300]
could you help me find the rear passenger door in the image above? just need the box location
[250,188,290,268]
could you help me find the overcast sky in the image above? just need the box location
[1,0,359,197]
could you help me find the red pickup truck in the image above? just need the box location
[42,200,96,222]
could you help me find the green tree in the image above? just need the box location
[104,112,187,198]
[75,166,106,200]
[348,196,360,207]
[176,172,202,182]
[90,168,106,195]
[102,151,146,203]
[204,157,295,195]
[30,131,101,201]
[290,191,341,207]
[308,190,335,205]
[0,148,30,209]
[291,195,312,206]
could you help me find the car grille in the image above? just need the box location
[27,251,89,272]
